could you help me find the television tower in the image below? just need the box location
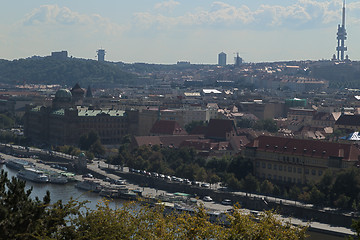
[336,0,347,61]
[97,49,106,62]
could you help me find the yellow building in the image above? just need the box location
[244,136,360,184]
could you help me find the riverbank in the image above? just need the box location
[0,145,356,239]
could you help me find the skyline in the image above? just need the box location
[1,0,360,64]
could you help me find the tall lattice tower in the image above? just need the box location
[336,0,347,61]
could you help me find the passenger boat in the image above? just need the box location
[17,167,49,183]
[49,174,68,184]
[99,184,128,198]
[75,178,102,193]
[5,159,33,170]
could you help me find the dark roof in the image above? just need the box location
[336,114,360,127]
[180,139,232,151]
[71,83,85,94]
[205,119,236,140]
[133,135,202,148]
[190,126,207,135]
[246,135,360,161]
[230,135,250,151]
[150,120,187,135]
[313,112,334,121]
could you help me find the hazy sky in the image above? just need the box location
[1,0,359,64]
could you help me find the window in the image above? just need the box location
[297,168,302,174]
[305,169,309,174]
[268,163,272,169]
[256,162,260,167]
[273,164,277,170]
[288,177,292,182]
[279,176,283,181]
[311,169,316,175]
[288,166,292,172]
[262,162,266,168]
[279,165,283,171]
[268,174,272,179]
[318,170,323,176]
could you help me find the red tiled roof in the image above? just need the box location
[150,120,187,135]
[246,136,360,161]
[133,135,202,148]
[230,136,250,151]
[335,114,360,127]
[180,139,232,151]
[205,119,236,140]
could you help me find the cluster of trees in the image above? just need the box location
[0,58,137,87]
[109,141,253,186]
[110,136,360,211]
[237,118,278,133]
[0,170,309,239]
[54,131,106,160]
[216,166,360,211]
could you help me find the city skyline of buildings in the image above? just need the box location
[1,1,359,64]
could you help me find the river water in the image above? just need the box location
[0,164,125,210]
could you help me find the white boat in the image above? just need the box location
[5,159,33,170]
[49,174,68,184]
[75,178,102,193]
[17,167,49,183]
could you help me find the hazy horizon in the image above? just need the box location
[1,0,360,64]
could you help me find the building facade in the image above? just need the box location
[24,87,133,146]
[218,52,227,66]
[244,136,360,185]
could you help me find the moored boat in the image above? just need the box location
[5,159,33,170]
[49,174,68,184]
[75,178,102,193]
[17,167,49,183]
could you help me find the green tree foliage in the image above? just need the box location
[0,58,137,86]
[78,131,105,157]
[0,170,308,239]
[253,119,279,133]
[184,120,208,134]
[236,118,255,128]
[243,174,260,193]
[0,170,50,239]
[0,114,14,129]
[228,206,308,240]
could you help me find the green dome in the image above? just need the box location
[55,89,72,99]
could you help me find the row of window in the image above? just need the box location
[78,117,126,123]
[260,173,303,184]
[256,162,323,176]
[256,152,327,167]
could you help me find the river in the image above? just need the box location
[0,164,126,210]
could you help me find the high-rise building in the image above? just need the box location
[97,49,106,62]
[234,52,243,67]
[218,52,226,66]
[336,0,347,61]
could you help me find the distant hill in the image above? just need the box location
[0,57,138,87]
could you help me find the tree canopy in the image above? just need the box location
[0,170,308,239]
[0,58,137,87]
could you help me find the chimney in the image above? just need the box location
[338,149,344,158]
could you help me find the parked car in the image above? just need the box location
[221,199,232,205]
[203,196,213,202]
[201,183,210,188]
[82,173,93,178]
